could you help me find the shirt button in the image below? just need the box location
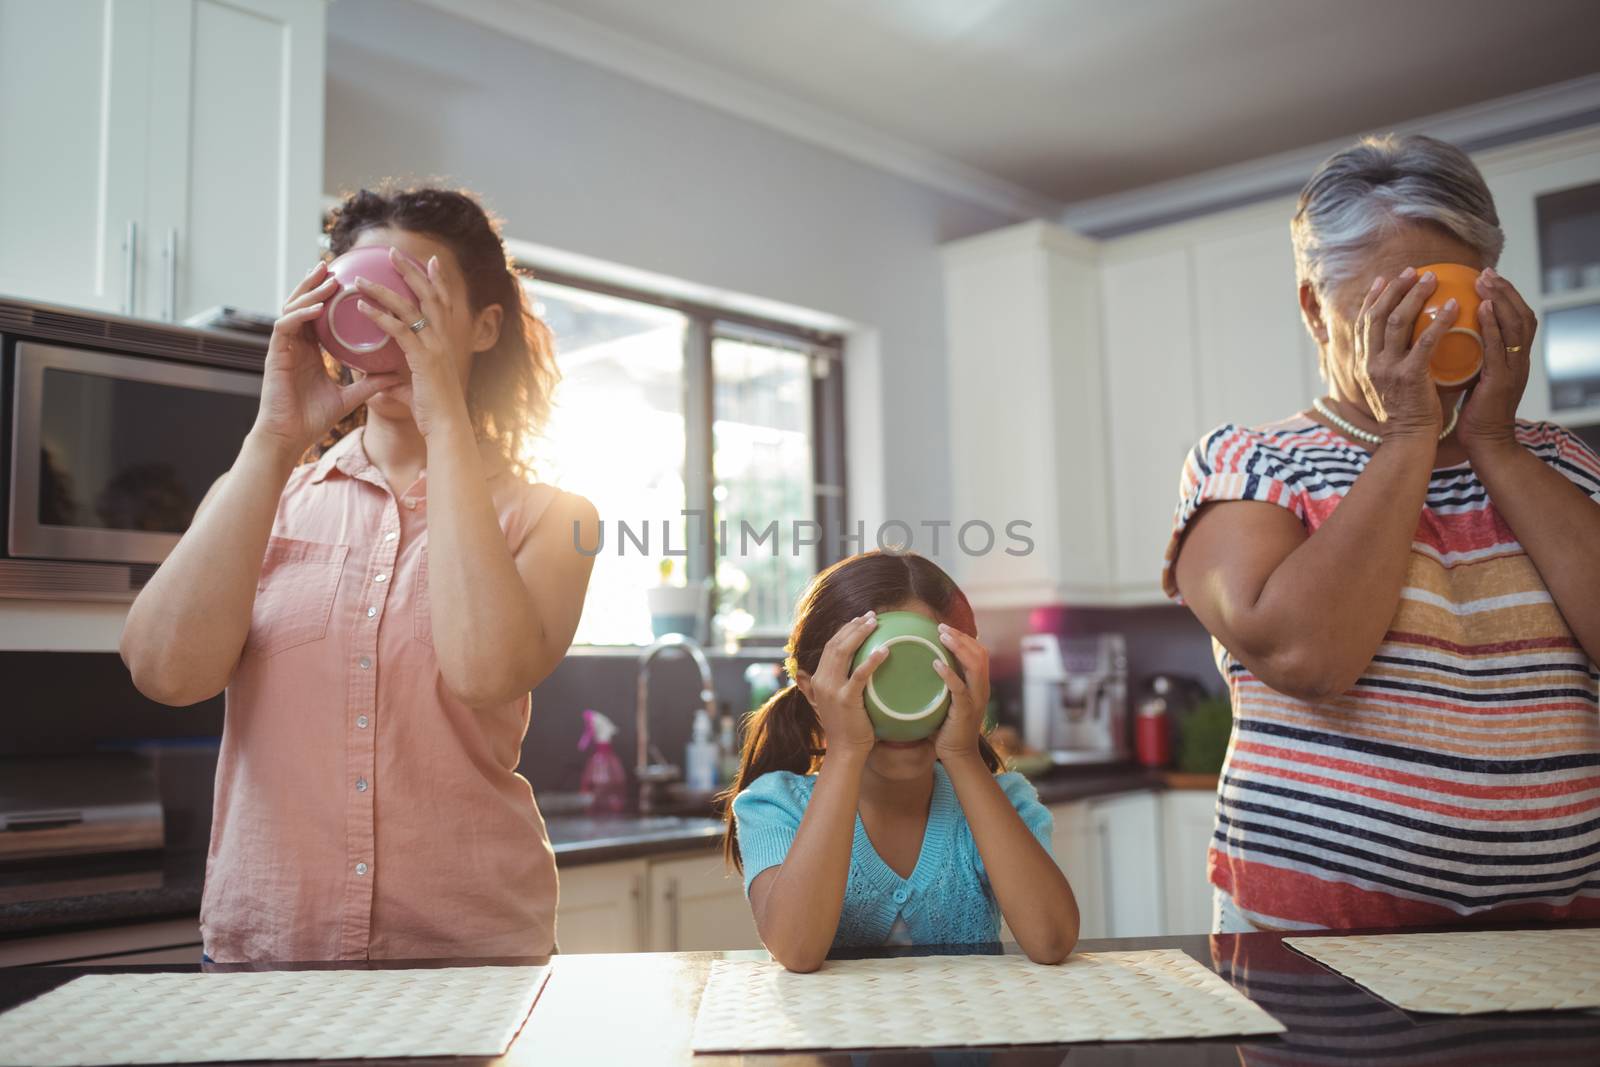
[893,889,909,904]
[374,573,388,583]
[355,862,368,876]
[356,715,369,729]
[384,531,398,542]
[367,607,377,618]
[403,498,417,510]
[356,777,369,793]
[358,656,371,670]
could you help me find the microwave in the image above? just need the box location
[1,297,265,600]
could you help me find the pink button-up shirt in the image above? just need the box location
[200,427,560,962]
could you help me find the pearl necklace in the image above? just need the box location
[1311,393,1463,446]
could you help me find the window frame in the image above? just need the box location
[522,264,848,646]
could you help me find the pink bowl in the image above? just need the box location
[315,246,422,374]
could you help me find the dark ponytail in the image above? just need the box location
[719,550,1002,871]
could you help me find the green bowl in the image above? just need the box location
[851,611,953,741]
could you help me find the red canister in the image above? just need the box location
[1135,698,1172,768]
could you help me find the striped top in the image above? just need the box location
[1164,416,1600,929]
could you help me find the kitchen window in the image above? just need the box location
[523,272,846,646]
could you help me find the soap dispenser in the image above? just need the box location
[685,708,719,792]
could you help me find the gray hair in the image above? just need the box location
[1291,134,1504,298]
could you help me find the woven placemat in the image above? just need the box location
[1286,929,1600,1014]
[0,965,548,1066]
[690,949,1284,1051]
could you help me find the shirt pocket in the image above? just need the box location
[246,536,349,658]
[414,547,433,646]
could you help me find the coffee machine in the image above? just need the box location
[1021,633,1130,765]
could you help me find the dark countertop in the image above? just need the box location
[545,813,725,864]
[1030,764,1171,805]
[0,765,1170,940]
[0,850,206,941]
[0,814,726,940]
[4,924,1598,1064]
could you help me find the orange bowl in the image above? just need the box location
[1411,262,1483,387]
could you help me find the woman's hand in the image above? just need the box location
[933,624,991,764]
[804,612,886,760]
[1460,267,1537,454]
[354,249,475,440]
[252,262,399,457]
[1350,268,1459,441]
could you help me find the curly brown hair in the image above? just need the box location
[319,184,559,479]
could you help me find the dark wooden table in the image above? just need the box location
[4,927,1599,1064]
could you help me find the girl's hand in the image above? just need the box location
[252,262,400,457]
[1460,267,1536,455]
[354,249,475,440]
[1350,268,1458,442]
[933,624,991,765]
[805,612,887,759]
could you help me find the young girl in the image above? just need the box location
[120,186,598,961]
[722,551,1079,972]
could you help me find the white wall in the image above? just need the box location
[323,0,1023,547]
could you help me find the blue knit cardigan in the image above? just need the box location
[731,764,1054,949]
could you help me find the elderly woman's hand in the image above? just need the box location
[1460,267,1537,453]
[1351,267,1460,441]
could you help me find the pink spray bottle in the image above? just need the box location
[579,709,628,815]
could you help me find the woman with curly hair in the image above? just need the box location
[122,186,598,961]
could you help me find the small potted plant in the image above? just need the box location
[646,557,710,639]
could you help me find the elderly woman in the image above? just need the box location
[1165,134,1600,933]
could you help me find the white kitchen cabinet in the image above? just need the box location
[145,0,327,322]
[943,128,1600,607]
[941,222,1117,608]
[1161,789,1218,936]
[0,0,150,315]
[1098,247,1202,596]
[1047,793,1164,940]
[1047,801,1104,937]
[0,0,326,321]
[645,852,762,952]
[1478,127,1600,428]
[1087,792,1164,938]
[1096,199,1319,601]
[0,917,202,967]
[1190,205,1320,432]
[941,206,1320,606]
[554,858,649,954]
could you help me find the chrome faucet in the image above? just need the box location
[635,634,717,814]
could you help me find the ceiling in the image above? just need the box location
[527,0,1600,208]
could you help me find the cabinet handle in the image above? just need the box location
[122,221,138,315]
[1097,819,1115,936]
[162,228,178,322]
[630,876,645,948]
[664,877,680,951]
